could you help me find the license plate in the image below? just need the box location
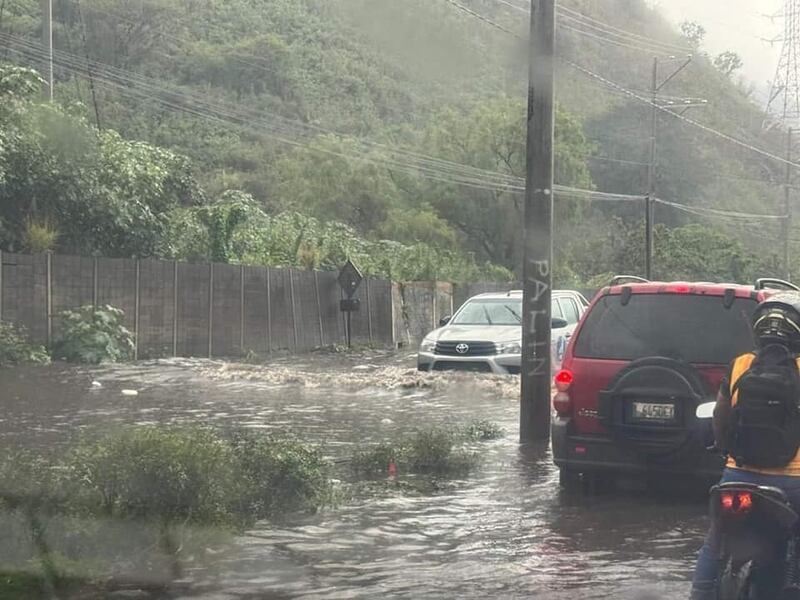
[632,402,675,421]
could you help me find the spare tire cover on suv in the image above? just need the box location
[598,357,711,463]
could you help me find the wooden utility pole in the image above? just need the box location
[785,127,794,280]
[520,0,555,444]
[41,0,53,101]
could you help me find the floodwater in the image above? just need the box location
[0,351,706,599]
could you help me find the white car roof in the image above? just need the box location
[469,289,585,301]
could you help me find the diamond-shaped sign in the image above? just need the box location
[338,259,363,299]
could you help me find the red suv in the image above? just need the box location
[552,276,800,488]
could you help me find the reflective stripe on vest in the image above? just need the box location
[726,352,800,476]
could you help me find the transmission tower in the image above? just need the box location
[765,0,800,130]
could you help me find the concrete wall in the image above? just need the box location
[0,252,393,358]
[0,251,593,356]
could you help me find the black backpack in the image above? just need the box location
[728,344,800,469]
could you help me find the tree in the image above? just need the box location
[680,21,706,47]
[714,51,744,77]
[416,97,594,271]
[0,64,204,257]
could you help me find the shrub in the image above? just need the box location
[230,431,337,520]
[351,442,403,477]
[350,421,503,478]
[460,420,505,441]
[405,427,475,476]
[0,450,60,510]
[51,305,134,364]
[67,427,237,526]
[22,219,58,253]
[0,321,50,367]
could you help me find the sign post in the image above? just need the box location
[337,259,363,348]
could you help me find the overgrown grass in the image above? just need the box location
[351,420,504,478]
[0,322,50,368]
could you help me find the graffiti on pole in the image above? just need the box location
[524,258,551,377]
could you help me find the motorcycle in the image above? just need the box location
[696,401,800,599]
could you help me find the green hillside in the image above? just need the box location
[0,0,790,283]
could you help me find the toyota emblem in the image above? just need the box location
[456,343,470,354]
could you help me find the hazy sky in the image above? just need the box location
[651,0,783,95]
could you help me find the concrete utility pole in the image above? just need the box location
[785,127,794,280]
[520,0,555,444]
[645,57,657,280]
[41,0,53,101]
[644,55,698,279]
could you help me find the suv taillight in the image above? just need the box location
[553,369,573,416]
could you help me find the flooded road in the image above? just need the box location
[0,351,704,599]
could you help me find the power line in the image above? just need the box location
[562,57,800,170]
[557,4,690,53]
[588,155,649,167]
[486,0,691,54]
[440,0,800,171]
[442,0,520,37]
[654,198,786,221]
[2,30,648,204]
[558,23,676,57]
[558,14,686,56]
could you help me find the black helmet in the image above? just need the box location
[752,292,800,351]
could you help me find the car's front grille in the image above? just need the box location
[432,361,493,373]
[434,341,497,356]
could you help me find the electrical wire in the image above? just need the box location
[654,198,786,221]
[2,31,646,203]
[439,0,800,172]
[557,14,684,56]
[557,4,690,53]
[562,57,800,170]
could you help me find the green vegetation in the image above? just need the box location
[0,0,790,286]
[0,322,49,367]
[51,305,134,364]
[0,420,502,596]
[351,420,504,477]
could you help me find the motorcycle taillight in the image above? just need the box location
[721,491,753,514]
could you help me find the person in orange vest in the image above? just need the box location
[691,292,800,599]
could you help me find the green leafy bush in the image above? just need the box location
[460,420,505,441]
[230,431,337,520]
[67,427,237,526]
[351,421,503,478]
[51,306,134,364]
[22,219,58,253]
[0,322,50,367]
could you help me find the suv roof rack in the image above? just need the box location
[755,278,800,292]
[609,275,649,286]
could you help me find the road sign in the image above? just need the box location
[338,259,363,299]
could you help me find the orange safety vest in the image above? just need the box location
[726,352,800,476]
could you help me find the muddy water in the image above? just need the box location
[0,352,704,599]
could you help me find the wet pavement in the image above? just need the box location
[0,351,705,598]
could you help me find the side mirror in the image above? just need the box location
[439,315,452,327]
[552,317,568,329]
[696,402,715,419]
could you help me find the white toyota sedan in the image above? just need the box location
[416,290,589,375]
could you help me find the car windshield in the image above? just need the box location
[451,299,523,325]
[451,297,565,326]
[573,294,758,364]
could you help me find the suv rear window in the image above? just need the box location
[574,294,758,364]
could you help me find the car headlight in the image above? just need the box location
[499,342,521,354]
[420,339,437,353]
